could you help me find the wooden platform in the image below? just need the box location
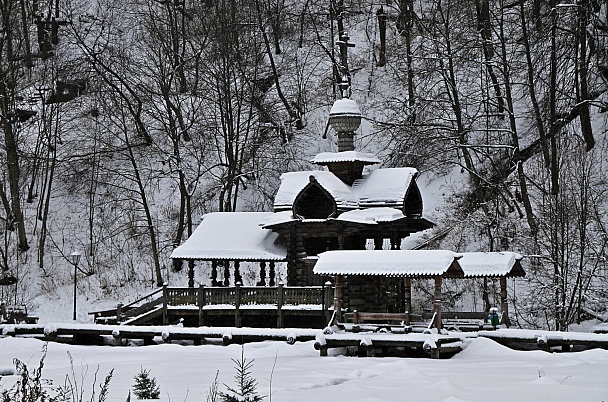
[314,326,465,358]
[478,328,608,351]
[0,323,318,345]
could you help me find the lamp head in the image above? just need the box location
[70,251,82,266]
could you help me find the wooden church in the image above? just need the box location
[171,79,439,314]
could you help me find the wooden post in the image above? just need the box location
[162,283,168,325]
[334,274,343,324]
[374,237,383,250]
[188,260,195,288]
[116,303,123,324]
[211,260,218,287]
[404,277,412,326]
[433,276,442,330]
[277,282,284,328]
[198,285,205,327]
[500,276,510,327]
[235,282,242,328]
[323,281,333,326]
[269,262,276,286]
[223,261,230,287]
[234,261,242,284]
[259,261,266,286]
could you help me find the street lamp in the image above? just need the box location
[71,251,82,321]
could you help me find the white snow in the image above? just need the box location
[313,250,462,276]
[329,98,361,116]
[170,212,286,261]
[0,335,606,401]
[353,167,419,208]
[458,252,524,277]
[273,170,359,211]
[336,207,406,224]
[312,151,381,164]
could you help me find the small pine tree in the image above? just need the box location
[132,367,161,399]
[219,347,264,402]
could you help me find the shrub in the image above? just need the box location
[132,367,160,399]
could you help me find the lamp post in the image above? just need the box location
[71,251,81,321]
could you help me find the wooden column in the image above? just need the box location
[433,276,442,330]
[162,283,168,325]
[234,261,242,284]
[333,274,343,324]
[223,262,230,287]
[211,260,218,287]
[235,282,242,328]
[500,276,510,327]
[374,237,383,250]
[269,262,276,286]
[188,260,195,288]
[198,285,205,326]
[277,282,284,328]
[404,277,412,325]
[259,261,266,286]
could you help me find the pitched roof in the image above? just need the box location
[312,250,463,277]
[273,167,420,212]
[458,252,525,277]
[170,212,287,261]
[352,167,419,208]
[273,170,359,212]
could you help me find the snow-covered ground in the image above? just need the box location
[0,335,607,401]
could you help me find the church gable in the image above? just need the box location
[403,180,423,217]
[293,177,337,219]
[273,170,358,212]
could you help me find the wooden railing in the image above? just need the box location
[92,284,334,327]
[165,284,331,308]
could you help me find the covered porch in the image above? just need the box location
[170,212,287,287]
[313,250,524,330]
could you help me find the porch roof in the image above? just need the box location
[170,212,287,261]
[458,252,525,278]
[312,250,463,278]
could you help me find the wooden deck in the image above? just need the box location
[478,328,608,351]
[90,284,334,329]
[0,323,318,345]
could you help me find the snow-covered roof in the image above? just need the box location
[170,212,287,261]
[329,98,361,116]
[273,167,421,213]
[353,167,419,208]
[312,151,381,165]
[336,207,406,224]
[313,250,463,277]
[458,252,525,277]
[273,170,359,211]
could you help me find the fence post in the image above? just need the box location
[198,285,205,327]
[235,282,242,328]
[277,282,284,328]
[116,303,123,324]
[324,282,333,326]
[162,283,168,325]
